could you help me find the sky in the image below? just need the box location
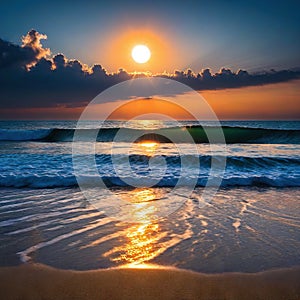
[0,0,299,119]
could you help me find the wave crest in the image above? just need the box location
[0,126,299,144]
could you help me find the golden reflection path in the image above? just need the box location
[103,188,168,266]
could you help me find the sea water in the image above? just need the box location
[0,120,299,272]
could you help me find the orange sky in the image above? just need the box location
[1,80,299,120]
[108,99,196,120]
[201,79,300,120]
[104,79,300,120]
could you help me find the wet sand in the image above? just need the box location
[1,264,299,300]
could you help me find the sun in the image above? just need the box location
[131,45,151,64]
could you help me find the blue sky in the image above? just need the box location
[1,0,299,72]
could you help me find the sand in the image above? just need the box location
[0,263,299,300]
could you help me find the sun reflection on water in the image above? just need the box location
[103,128,167,267]
[103,188,167,267]
[133,140,159,156]
[127,119,165,130]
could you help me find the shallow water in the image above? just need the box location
[0,186,299,273]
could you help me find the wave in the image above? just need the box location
[0,173,299,188]
[0,129,52,141]
[121,154,300,168]
[0,155,299,188]
[0,126,299,144]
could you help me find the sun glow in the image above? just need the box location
[131,45,151,63]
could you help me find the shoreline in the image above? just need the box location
[1,263,299,300]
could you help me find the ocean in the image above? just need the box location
[0,120,299,273]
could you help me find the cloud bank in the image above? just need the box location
[1,30,300,109]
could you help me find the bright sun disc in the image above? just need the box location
[131,45,151,64]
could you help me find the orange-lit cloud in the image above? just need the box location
[22,30,50,59]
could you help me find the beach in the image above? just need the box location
[1,263,300,300]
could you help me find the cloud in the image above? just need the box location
[21,29,50,63]
[0,30,300,110]
[162,67,300,90]
[0,30,50,70]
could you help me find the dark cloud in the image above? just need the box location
[0,39,34,69]
[0,30,300,110]
[163,67,300,90]
[0,30,50,70]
